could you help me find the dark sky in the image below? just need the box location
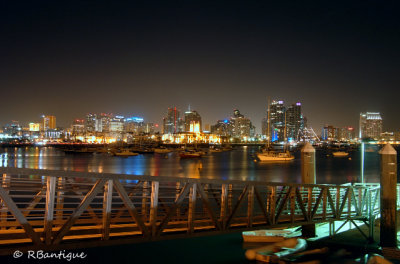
[1,1,399,134]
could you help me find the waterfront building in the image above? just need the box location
[2,121,22,138]
[85,113,97,133]
[268,100,285,141]
[72,119,85,135]
[380,132,395,141]
[125,116,145,135]
[230,109,255,139]
[184,109,202,133]
[286,102,302,141]
[338,127,356,141]
[43,115,56,131]
[261,117,268,139]
[359,112,382,140]
[321,125,337,141]
[211,120,232,137]
[29,123,41,132]
[163,107,183,134]
[109,116,125,132]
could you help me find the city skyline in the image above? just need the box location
[1,1,400,133]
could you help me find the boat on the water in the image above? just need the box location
[332,151,349,157]
[113,150,139,157]
[256,150,295,161]
[179,150,202,158]
[154,147,172,154]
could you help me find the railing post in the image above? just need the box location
[102,179,113,240]
[150,181,159,237]
[247,185,254,227]
[142,181,149,221]
[379,143,397,247]
[1,174,10,230]
[220,184,228,230]
[44,176,56,245]
[301,142,316,237]
[188,183,197,234]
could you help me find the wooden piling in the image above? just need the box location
[301,143,316,237]
[379,143,397,247]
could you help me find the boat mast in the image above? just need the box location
[267,97,270,149]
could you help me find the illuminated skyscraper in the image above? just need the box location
[43,115,56,131]
[286,102,302,141]
[268,100,285,141]
[230,109,255,139]
[359,112,382,139]
[184,109,202,132]
[163,107,183,134]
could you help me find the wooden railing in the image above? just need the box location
[0,167,392,253]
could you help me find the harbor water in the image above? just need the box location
[0,144,392,184]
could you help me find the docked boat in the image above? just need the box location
[256,150,295,161]
[154,147,172,154]
[332,151,349,157]
[179,150,202,158]
[113,150,139,157]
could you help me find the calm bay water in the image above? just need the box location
[0,144,393,184]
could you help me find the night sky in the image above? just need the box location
[1,1,399,134]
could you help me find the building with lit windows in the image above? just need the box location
[125,116,145,135]
[184,109,202,133]
[321,125,337,141]
[211,120,232,137]
[286,103,302,141]
[268,100,285,141]
[359,112,382,140]
[230,109,255,139]
[163,107,183,134]
[29,123,41,132]
[43,115,56,131]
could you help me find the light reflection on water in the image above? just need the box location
[0,145,393,184]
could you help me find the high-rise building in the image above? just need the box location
[85,113,97,133]
[29,123,41,132]
[230,109,255,139]
[125,116,144,135]
[321,125,337,141]
[72,119,85,135]
[163,107,183,134]
[286,103,302,141]
[184,109,202,133]
[43,115,56,131]
[109,116,125,132]
[268,100,285,141]
[211,119,232,137]
[338,127,355,141]
[359,112,382,139]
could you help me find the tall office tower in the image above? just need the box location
[261,117,268,137]
[109,116,125,132]
[163,107,181,134]
[72,119,85,135]
[98,113,112,133]
[85,113,97,133]
[184,109,202,133]
[338,127,355,141]
[125,117,145,135]
[230,109,255,138]
[211,120,232,137]
[359,112,382,139]
[43,115,56,131]
[321,125,337,141]
[286,102,302,141]
[268,100,285,141]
